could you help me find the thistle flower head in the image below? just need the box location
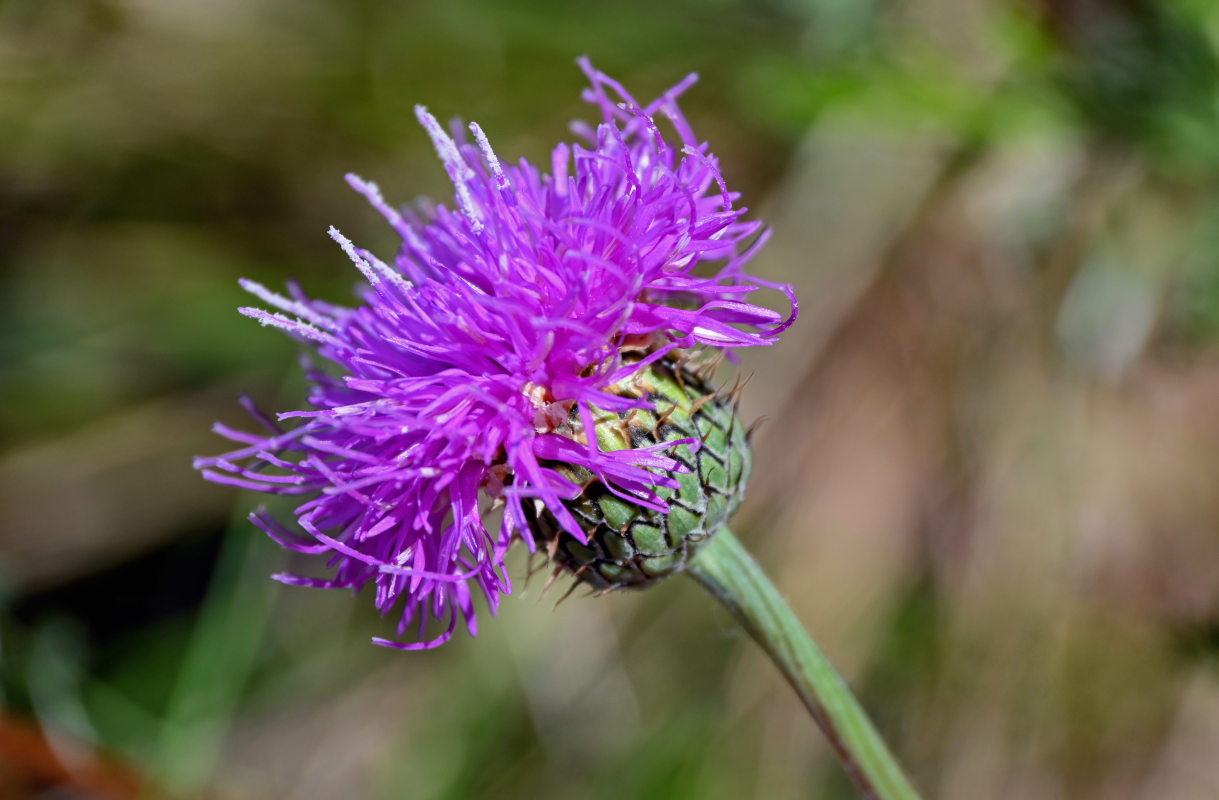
[195,58,796,649]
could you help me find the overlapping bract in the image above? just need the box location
[196,59,796,649]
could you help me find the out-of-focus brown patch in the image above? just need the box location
[0,716,141,800]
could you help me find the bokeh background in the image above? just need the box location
[4,0,1219,798]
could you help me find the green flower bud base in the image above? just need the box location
[527,358,750,589]
[525,357,923,800]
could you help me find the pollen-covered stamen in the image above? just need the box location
[329,226,414,296]
[345,174,414,239]
[238,279,341,332]
[237,307,342,346]
[469,121,510,193]
[415,105,485,233]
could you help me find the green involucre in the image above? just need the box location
[526,358,751,588]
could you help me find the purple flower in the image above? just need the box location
[195,58,797,649]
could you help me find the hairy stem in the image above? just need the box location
[685,527,921,800]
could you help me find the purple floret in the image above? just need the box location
[195,58,797,649]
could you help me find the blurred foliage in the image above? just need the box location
[3,0,1219,798]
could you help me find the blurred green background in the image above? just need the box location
[4,0,1219,797]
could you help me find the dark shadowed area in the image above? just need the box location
[3,0,1219,798]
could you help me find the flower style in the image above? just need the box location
[195,58,797,649]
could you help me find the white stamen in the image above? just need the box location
[469,121,508,191]
[415,105,484,232]
[328,226,413,295]
[345,173,409,233]
[239,307,335,344]
[238,278,338,330]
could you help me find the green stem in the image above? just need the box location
[686,527,922,800]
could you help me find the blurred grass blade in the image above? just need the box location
[152,514,275,795]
